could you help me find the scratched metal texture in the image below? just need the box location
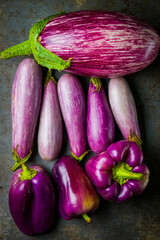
[0,0,160,240]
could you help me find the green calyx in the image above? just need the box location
[20,163,37,181]
[44,69,57,87]
[112,162,144,186]
[12,145,32,171]
[1,12,72,72]
[90,77,102,92]
[128,130,142,149]
[71,150,90,162]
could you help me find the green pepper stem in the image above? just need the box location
[20,163,37,181]
[113,162,144,186]
[1,40,32,59]
[82,213,92,223]
[90,77,102,92]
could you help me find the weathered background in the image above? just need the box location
[0,0,160,239]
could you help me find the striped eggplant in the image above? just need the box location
[38,70,63,161]
[12,58,42,170]
[87,78,115,153]
[57,73,87,160]
[1,11,160,78]
[108,77,141,145]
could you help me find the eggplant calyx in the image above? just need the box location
[128,130,142,149]
[12,145,32,171]
[82,213,92,223]
[112,162,144,186]
[20,163,37,181]
[29,14,72,71]
[71,150,90,162]
[90,77,102,92]
[44,69,57,87]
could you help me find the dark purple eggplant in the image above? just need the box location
[9,164,56,235]
[52,156,100,222]
[1,11,160,77]
[87,78,115,153]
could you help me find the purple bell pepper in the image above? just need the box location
[85,140,150,203]
[87,78,115,153]
[52,156,100,222]
[9,164,56,235]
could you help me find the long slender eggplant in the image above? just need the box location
[38,70,63,161]
[9,164,56,235]
[87,78,115,153]
[85,140,150,203]
[108,77,141,144]
[12,58,42,170]
[52,156,100,222]
[1,11,160,77]
[57,73,87,160]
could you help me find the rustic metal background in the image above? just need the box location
[0,0,160,239]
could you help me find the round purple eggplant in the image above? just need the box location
[9,164,56,235]
[1,11,160,77]
[11,58,42,170]
[87,78,115,153]
[52,156,100,222]
[85,140,150,203]
[38,70,63,161]
[57,73,87,160]
[108,77,141,144]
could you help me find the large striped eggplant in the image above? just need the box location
[38,70,63,161]
[108,77,141,145]
[1,11,160,78]
[12,58,42,170]
[87,78,115,153]
[57,73,87,160]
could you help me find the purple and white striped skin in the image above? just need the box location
[57,73,86,159]
[40,10,160,78]
[52,156,100,221]
[12,58,42,159]
[85,140,150,203]
[38,78,63,161]
[9,165,56,235]
[108,77,141,140]
[87,79,115,153]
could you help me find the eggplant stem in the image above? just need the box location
[71,150,90,162]
[20,163,37,181]
[12,145,32,171]
[44,69,57,87]
[82,213,92,223]
[90,77,102,92]
[128,130,142,149]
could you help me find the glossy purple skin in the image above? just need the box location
[85,140,150,203]
[12,58,42,159]
[40,10,160,78]
[38,80,63,160]
[52,156,100,220]
[57,73,86,158]
[9,165,56,235]
[87,81,115,153]
[108,77,141,139]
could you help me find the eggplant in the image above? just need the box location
[85,140,150,203]
[87,78,115,153]
[52,155,100,222]
[1,11,160,77]
[108,77,141,144]
[9,164,56,235]
[12,58,42,170]
[38,70,63,161]
[57,73,87,160]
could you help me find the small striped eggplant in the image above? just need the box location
[38,70,63,161]
[85,140,150,203]
[52,155,100,222]
[9,164,56,235]
[12,58,42,170]
[108,77,141,144]
[87,78,115,153]
[1,11,160,78]
[57,73,87,160]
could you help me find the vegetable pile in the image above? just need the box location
[1,10,159,236]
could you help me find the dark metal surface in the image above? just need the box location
[0,1,160,239]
